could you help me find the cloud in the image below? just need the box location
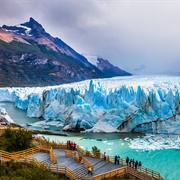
[134,65,146,72]
[0,0,180,75]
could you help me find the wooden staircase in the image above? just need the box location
[42,158,56,165]
[74,165,88,177]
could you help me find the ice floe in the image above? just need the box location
[128,134,180,151]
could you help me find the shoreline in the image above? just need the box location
[0,121,68,136]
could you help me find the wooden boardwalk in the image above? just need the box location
[30,149,124,178]
[0,126,165,180]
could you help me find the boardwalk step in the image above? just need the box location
[93,160,109,170]
[42,158,55,164]
[74,165,88,177]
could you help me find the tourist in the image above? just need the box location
[68,140,71,149]
[138,161,142,171]
[129,159,133,167]
[117,156,120,165]
[132,159,135,168]
[80,158,83,164]
[104,152,106,161]
[137,165,140,172]
[135,161,138,170]
[126,156,129,166]
[87,166,93,175]
[70,141,74,150]
[79,156,83,164]
[114,155,117,164]
[73,142,76,150]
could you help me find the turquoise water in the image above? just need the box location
[0,102,180,180]
[0,102,40,125]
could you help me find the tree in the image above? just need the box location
[92,146,100,153]
[92,146,101,158]
[3,128,33,152]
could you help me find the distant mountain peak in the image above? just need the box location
[84,54,131,77]
[29,17,36,23]
[22,17,45,35]
[2,17,45,37]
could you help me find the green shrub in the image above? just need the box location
[92,146,101,158]
[92,146,100,153]
[2,128,33,152]
[0,161,65,180]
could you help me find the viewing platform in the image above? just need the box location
[0,125,165,180]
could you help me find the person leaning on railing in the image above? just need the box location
[103,152,106,161]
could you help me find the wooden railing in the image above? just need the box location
[17,156,78,180]
[99,154,164,180]
[76,145,86,156]
[126,166,154,180]
[93,166,127,180]
[66,166,78,180]
[0,126,21,135]
[0,150,12,161]
[77,145,103,159]
[17,156,42,167]
[11,146,41,159]
[92,166,154,180]
[65,150,78,159]
[141,166,164,180]
[41,163,77,180]
[49,147,57,163]
[36,136,66,149]
[0,145,41,161]
[82,157,93,169]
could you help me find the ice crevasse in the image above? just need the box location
[0,75,180,134]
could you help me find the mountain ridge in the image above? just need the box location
[0,17,131,87]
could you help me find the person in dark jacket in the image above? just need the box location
[129,159,132,167]
[114,155,117,164]
[117,156,120,164]
[126,156,129,166]
[135,161,138,170]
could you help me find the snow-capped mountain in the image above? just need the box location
[0,18,131,87]
[0,75,179,134]
[1,17,88,64]
[84,55,131,77]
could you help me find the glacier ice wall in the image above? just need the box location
[0,75,180,134]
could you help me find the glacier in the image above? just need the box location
[0,75,180,134]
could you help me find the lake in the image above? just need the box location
[0,102,179,180]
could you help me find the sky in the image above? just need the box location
[0,0,180,75]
